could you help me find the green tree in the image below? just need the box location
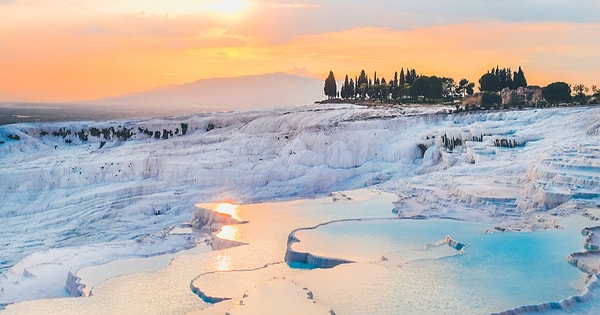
[410,76,443,100]
[512,66,527,88]
[379,78,389,101]
[441,77,455,99]
[340,74,350,99]
[398,85,410,100]
[357,70,368,99]
[573,84,587,96]
[542,82,571,104]
[479,72,501,92]
[357,70,368,86]
[572,84,589,104]
[357,83,366,99]
[426,76,444,100]
[481,92,501,109]
[493,67,513,90]
[456,78,475,96]
[324,70,337,99]
[409,76,425,99]
[367,78,374,99]
[406,69,418,85]
[399,68,406,86]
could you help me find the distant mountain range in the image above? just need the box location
[85,72,325,115]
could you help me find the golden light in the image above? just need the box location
[215,225,241,241]
[204,0,252,17]
[214,202,240,220]
[214,253,233,271]
[125,1,253,20]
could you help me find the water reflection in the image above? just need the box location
[214,253,232,271]
[214,202,241,220]
[215,225,241,241]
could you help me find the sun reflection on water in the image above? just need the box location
[214,202,241,220]
[215,225,241,241]
[214,252,232,271]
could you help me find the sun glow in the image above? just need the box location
[204,0,252,17]
[214,202,241,220]
[215,225,241,241]
[214,253,233,271]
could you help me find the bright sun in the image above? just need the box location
[205,0,252,16]
[134,1,253,18]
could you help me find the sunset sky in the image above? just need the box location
[1,0,599,102]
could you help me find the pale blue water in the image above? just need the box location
[293,217,594,314]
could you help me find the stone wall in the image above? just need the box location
[462,93,483,107]
[500,86,545,107]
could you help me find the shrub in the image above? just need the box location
[481,92,501,110]
[181,123,189,135]
[90,127,101,137]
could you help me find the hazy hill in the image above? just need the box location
[86,72,325,115]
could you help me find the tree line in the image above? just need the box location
[324,66,599,106]
[478,66,527,92]
[325,68,464,103]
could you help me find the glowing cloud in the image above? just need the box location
[205,0,253,15]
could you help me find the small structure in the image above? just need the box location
[501,86,545,107]
[462,93,483,109]
[463,87,545,109]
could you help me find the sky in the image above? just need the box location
[0,0,599,102]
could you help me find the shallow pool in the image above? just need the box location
[291,217,591,314]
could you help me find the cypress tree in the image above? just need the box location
[357,70,368,86]
[406,69,418,85]
[357,71,368,100]
[380,77,388,101]
[399,68,406,86]
[341,74,350,98]
[513,66,527,88]
[324,71,337,99]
